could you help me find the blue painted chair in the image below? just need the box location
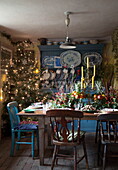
[7,101,39,158]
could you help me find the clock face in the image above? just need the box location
[83,52,102,67]
[60,50,81,68]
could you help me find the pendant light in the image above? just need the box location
[60,11,76,49]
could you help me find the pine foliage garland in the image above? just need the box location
[112,28,118,80]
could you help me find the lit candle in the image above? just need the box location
[92,76,94,89]
[87,57,89,69]
[2,74,7,82]
[35,69,39,74]
[0,88,3,101]
[81,66,84,78]
[93,65,96,76]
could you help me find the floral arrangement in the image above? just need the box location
[51,92,70,108]
[68,91,86,108]
[48,90,87,109]
[92,87,118,109]
[41,80,118,111]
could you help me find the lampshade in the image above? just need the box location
[59,12,76,49]
[60,38,76,49]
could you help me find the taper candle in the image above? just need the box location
[81,78,83,89]
[93,65,96,76]
[87,57,89,69]
[81,66,84,78]
[92,76,94,89]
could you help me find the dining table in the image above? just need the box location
[17,108,98,165]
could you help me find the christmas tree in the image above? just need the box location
[1,40,52,136]
[2,41,42,110]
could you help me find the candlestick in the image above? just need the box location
[92,76,94,89]
[93,65,96,76]
[87,57,89,69]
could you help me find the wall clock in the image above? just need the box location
[83,52,102,67]
[60,50,81,68]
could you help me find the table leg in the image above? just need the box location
[95,120,99,143]
[38,116,45,165]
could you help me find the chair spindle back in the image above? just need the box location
[46,109,83,143]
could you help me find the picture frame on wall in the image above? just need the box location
[1,46,13,73]
[54,56,62,68]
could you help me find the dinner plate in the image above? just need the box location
[55,69,62,80]
[49,70,56,80]
[30,106,43,109]
[60,50,81,68]
[42,56,54,68]
[42,70,50,80]
[101,108,118,112]
[24,109,36,113]
[83,52,102,67]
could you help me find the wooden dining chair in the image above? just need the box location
[95,119,107,143]
[97,112,118,170]
[7,101,39,158]
[46,109,89,170]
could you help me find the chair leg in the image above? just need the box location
[102,144,107,170]
[16,131,21,150]
[82,139,89,169]
[97,139,101,166]
[51,145,58,170]
[31,131,35,158]
[10,132,15,156]
[95,120,99,143]
[73,146,77,170]
[55,145,60,165]
[36,130,39,155]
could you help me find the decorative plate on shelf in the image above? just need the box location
[55,69,62,80]
[42,56,54,68]
[42,70,50,80]
[49,70,56,80]
[83,52,102,67]
[60,50,81,68]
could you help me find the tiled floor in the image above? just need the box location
[0,132,118,170]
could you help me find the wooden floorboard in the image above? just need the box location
[0,133,118,170]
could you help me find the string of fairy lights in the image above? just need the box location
[1,40,42,110]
